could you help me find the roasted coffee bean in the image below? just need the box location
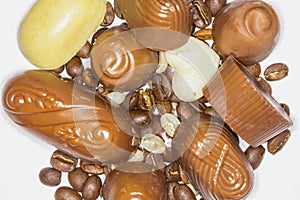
[168,182,177,200]
[264,63,289,81]
[152,73,172,101]
[50,150,78,172]
[51,65,65,74]
[267,129,291,155]
[130,109,151,126]
[77,41,91,58]
[280,103,290,116]
[174,183,197,200]
[101,1,115,26]
[193,28,212,40]
[80,160,105,175]
[122,91,139,110]
[192,0,212,29]
[205,0,227,16]
[39,167,61,187]
[245,63,261,77]
[82,175,102,200]
[244,145,265,170]
[165,162,181,182]
[177,102,198,121]
[82,68,99,88]
[257,77,272,95]
[91,27,108,45]
[138,89,155,110]
[169,94,181,103]
[68,168,89,192]
[156,100,172,115]
[114,0,124,19]
[65,56,83,79]
[55,186,81,200]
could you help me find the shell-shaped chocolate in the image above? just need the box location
[91,24,158,92]
[176,114,253,200]
[102,162,168,200]
[2,70,136,164]
[116,0,194,50]
[212,0,280,65]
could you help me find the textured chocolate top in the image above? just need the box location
[2,70,136,164]
[212,0,280,65]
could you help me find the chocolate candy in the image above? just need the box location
[102,162,168,200]
[212,0,280,65]
[2,70,136,164]
[91,24,158,92]
[176,114,253,200]
[203,55,293,146]
[116,0,193,50]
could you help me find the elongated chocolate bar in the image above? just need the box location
[2,70,136,164]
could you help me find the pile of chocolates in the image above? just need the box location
[2,0,293,199]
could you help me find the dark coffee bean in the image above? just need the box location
[168,182,177,200]
[101,1,115,26]
[165,162,181,182]
[68,168,89,192]
[91,27,108,45]
[50,150,78,172]
[192,0,212,29]
[122,91,139,110]
[177,102,197,121]
[82,175,102,200]
[130,109,151,126]
[82,68,99,88]
[66,56,83,79]
[280,103,290,116]
[205,0,227,16]
[257,77,272,95]
[174,183,196,200]
[137,89,155,110]
[245,63,261,77]
[39,167,61,187]
[244,145,265,170]
[76,41,91,58]
[114,0,124,19]
[51,65,65,74]
[264,63,289,81]
[54,186,81,200]
[156,100,172,115]
[152,73,172,101]
[267,129,291,155]
[80,160,105,175]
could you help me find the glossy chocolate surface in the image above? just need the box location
[91,24,158,92]
[2,70,136,164]
[212,0,280,65]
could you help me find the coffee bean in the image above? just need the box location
[245,63,261,77]
[177,102,197,121]
[76,41,91,58]
[66,56,83,79]
[92,27,108,45]
[54,186,81,200]
[168,182,177,200]
[39,167,61,187]
[192,0,212,29]
[264,63,289,81]
[152,73,172,101]
[101,1,115,26]
[173,183,197,200]
[267,129,291,155]
[80,160,105,175]
[156,100,172,115]
[193,28,212,40]
[82,175,102,200]
[130,109,151,126]
[82,68,99,88]
[165,162,181,182]
[50,150,78,172]
[51,65,65,74]
[122,91,139,110]
[280,103,290,116]
[244,145,265,170]
[68,168,89,192]
[256,77,272,95]
[205,0,227,16]
[114,0,124,19]
[138,89,155,110]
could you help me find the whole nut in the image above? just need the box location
[50,150,78,172]
[244,145,265,170]
[264,63,289,81]
[39,167,61,187]
[267,129,291,155]
[82,175,102,200]
[54,186,81,200]
[68,168,89,192]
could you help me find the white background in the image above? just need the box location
[0,0,299,199]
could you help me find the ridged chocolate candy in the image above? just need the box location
[212,0,280,65]
[91,24,158,92]
[175,114,253,200]
[116,0,193,50]
[2,70,136,164]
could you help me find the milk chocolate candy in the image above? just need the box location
[2,70,136,164]
[176,114,253,200]
[212,0,280,65]
[203,56,293,146]
[116,0,193,50]
[102,162,168,200]
[91,24,158,92]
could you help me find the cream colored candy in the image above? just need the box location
[165,37,220,102]
[18,0,106,69]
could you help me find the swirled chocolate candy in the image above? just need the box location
[102,162,168,200]
[91,24,158,92]
[2,70,136,164]
[212,0,280,65]
[175,114,253,200]
[116,0,193,50]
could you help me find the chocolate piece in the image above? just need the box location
[91,24,158,92]
[102,162,168,200]
[212,0,280,65]
[176,114,253,200]
[2,70,136,164]
[116,0,193,50]
[203,56,293,146]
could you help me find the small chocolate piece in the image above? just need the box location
[212,0,280,65]
[39,167,62,187]
[203,56,293,146]
[244,145,265,170]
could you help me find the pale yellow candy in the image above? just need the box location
[18,0,106,69]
